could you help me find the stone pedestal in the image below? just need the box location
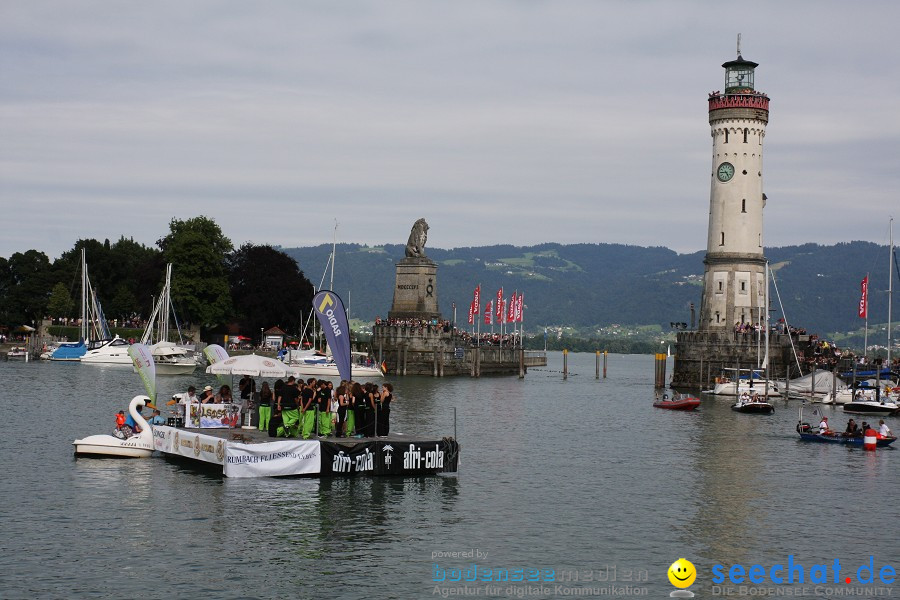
[388,257,440,320]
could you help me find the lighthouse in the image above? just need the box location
[698,43,770,331]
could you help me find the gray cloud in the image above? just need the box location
[2,0,898,259]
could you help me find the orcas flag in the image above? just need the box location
[312,290,352,382]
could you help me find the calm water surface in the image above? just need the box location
[0,352,897,599]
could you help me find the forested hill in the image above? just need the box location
[283,241,890,336]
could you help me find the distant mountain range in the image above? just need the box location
[282,241,894,338]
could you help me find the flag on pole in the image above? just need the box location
[467,300,474,325]
[484,300,493,325]
[496,287,503,321]
[858,276,868,318]
[507,291,516,323]
[515,293,524,323]
[473,285,481,316]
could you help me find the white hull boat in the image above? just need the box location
[80,336,133,365]
[73,395,155,458]
[284,349,383,379]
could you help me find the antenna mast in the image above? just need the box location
[737,33,742,57]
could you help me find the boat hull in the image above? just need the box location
[731,402,775,414]
[842,402,900,416]
[287,364,383,378]
[797,432,896,447]
[653,398,700,410]
[73,433,154,458]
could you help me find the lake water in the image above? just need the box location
[1,352,897,599]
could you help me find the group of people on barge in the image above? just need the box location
[157,376,396,440]
[267,377,394,439]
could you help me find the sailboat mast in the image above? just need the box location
[888,217,894,368]
[80,249,88,341]
[330,220,337,292]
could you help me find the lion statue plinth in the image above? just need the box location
[405,218,429,258]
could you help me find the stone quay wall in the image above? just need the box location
[671,330,816,389]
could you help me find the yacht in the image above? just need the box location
[80,336,133,365]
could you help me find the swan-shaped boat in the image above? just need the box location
[73,395,155,458]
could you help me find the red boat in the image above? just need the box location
[653,394,701,410]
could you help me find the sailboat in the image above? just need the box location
[730,263,776,413]
[138,264,198,375]
[50,249,107,361]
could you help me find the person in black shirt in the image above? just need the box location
[351,381,366,438]
[316,380,332,437]
[277,376,301,437]
[378,383,393,437]
[335,382,349,437]
[300,381,316,439]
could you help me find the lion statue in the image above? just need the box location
[405,218,429,258]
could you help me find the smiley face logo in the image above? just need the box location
[668,558,696,588]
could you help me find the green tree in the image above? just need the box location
[228,243,315,337]
[158,216,233,328]
[47,282,75,318]
[5,250,53,325]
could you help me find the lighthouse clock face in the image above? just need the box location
[717,162,735,182]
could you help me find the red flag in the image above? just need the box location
[496,287,503,321]
[500,299,507,323]
[858,276,868,318]
[467,300,474,324]
[507,291,516,323]
[484,301,493,325]
[515,293,524,322]
[473,285,481,317]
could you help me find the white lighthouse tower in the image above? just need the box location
[698,41,770,331]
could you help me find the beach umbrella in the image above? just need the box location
[205,353,287,378]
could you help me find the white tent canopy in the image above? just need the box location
[205,354,287,378]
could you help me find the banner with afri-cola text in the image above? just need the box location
[312,290,352,381]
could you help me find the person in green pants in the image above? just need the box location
[257,381,274,432]
[300,379,316,439]
[316,380,333,437]
[277,377,301,438]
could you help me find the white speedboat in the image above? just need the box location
[80,335,133,365]
[842,396,900,416]
[147,341,197,375]
[6,347,28,361]
[73,395,155,458]
[284,350,383,379]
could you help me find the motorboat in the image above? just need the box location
[796,405,896,447]
[284,349,383,379]
[80,335,133,365]
[653,394,700,410]
[73,395,155,458]
[795,427,896,448]
[149,341,198,375]
[6,346,29,361]
[731,394,775,414]
[842,397,900,416]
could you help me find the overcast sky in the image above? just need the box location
[2,0,898,260]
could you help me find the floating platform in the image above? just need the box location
[151,425,460,479]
